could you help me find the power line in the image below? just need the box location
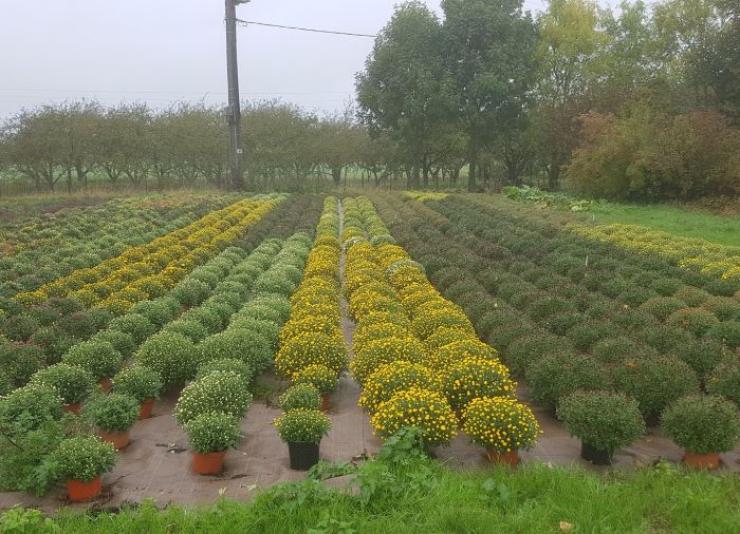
[235,19,377,39]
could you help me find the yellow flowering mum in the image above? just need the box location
[360,361,437,414]
[440,357,516,412]
[351,336,427,385]
[462,397,540,453]
[371,387,458,446]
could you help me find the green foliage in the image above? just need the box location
[558,391,646,455]
[184,412,242,454]
[196,358,253,383]
[83,393,139,432]
[112,365,163,403]
[62,340,123,380]
[706,358,740,406]
[50,436,116,483]
[274,408,331,444]
[134,331,198,389]
[174,371,253,425]
[614,356,699,422]
[279,384,321,412]
[30,363,95,405]
[662,395,740,454]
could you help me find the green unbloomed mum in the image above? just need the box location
[360,361,437,414]
[371,387,458,447]
[274,408,331,444]
[706,358,740,406]
[174,371,253,425]
[351,336,427,385]
[50,436,117,483]
[30,363,96,405]
[83,393,139,433]
[441,357,516,413]
[112,365,163,403]
[661,394,740,454]
[557,391,646,457]
[184,412,242,454]
[463,397,541,453]
[62,340,123,381]
[134,331,199,389]
[198,329,272,373]
[614,356,699,423]
[279,384,321,412]
[196,358,253,383]
[291,364,338,395]
[0,383,63,433]
[275,332,348,379]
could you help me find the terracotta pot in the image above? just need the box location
[99,377,113,392]
[64,403,81,415]
[581,442,613,465]
[321,394,331,413]
[486,448,520,467]
[100,430,130,450]
[139,399,155,419]
[683,451,721,470]
[288,442,320,471]
[66,477,102,502]
[192,450,226,475]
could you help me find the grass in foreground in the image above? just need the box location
[587,203,740,247]
[3,432,739,534]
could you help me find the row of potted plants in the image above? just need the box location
[169,233,312,475]
[6,239,285,410]
[371,193,740,468]
[45,233,313,498]
[275,197,346,406]
[343,196,540,465]
[13,194,284,310]
[0,193,236,299]
[270,197,345,469]
[568,223,740,284]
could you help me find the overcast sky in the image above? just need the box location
[0,0,630,119]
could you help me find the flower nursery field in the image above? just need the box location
[0,191,738,531]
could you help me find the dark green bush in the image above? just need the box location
[558,391,645,458]
[614,356,699,423]
[706,359,740,406]
[526,353,611,413]
[640,297,687,322]
[565,321,614,351]
[134,332,199,388]
[704,321,740,349]
[662,395,740,454]
[1,314,39,342]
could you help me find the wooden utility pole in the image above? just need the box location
[225,0,246,190]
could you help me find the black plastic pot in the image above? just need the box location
[288,441,320,471]
[581,442,613,465]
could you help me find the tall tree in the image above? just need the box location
[534,0,607,190]
[441,0,537,191]
[356,1,455,189]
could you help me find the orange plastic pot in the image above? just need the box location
[192,450,226,475]
[64,403,81,415]
[100,430,130,450]
[321,394,331,413]
[683,451,721,470]
[98,378,113,392]
[486,448,520,467]
[66,477,102,502]
[139,399,155,419]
